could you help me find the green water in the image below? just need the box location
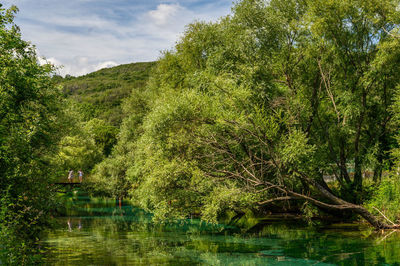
[41,192,400,265]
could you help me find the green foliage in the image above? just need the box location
[8,0,400,261]
[84,0,400,225]
[53,61,154,184]
[86,65,157,198]
[84,118,118,157]
[75,0,400,228]
[300,202,320,226]
[87,155,131,198]
[368,87,400,223]
[278,130,316,172]
[59,62,155,126]
[57,134,102,170]
[0,4,61,264]
[367,176,400,223]
[52,116,122,179]
[201,185,258,223]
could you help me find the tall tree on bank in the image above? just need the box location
[108,0,400,229]
[0,5,61,264]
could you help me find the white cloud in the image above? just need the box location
[37,56,62,69]
[148,4,184,26]
[95,61,118,70]
[38,54,118,76]
[56,57,119,77]
[6,0,232,76]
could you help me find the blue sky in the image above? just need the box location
[3,0,233,76]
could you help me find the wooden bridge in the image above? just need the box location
[54,182,82,186]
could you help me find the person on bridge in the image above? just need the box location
[78,169,83,183]
[68,170,74,183]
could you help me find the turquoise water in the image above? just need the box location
[41,192,400,265]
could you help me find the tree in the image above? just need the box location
[115,0,400,229]
[87,75,155,199]
[0,4,61,263]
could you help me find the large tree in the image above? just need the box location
[0,4,61,264]
[95,0,400,229]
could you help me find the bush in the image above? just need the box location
[367,176,400,223]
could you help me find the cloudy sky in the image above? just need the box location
[2,0,233,76]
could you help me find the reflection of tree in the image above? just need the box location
[43,194,400,265]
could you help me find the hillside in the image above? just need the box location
[59,61,156,126]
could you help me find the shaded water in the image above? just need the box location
[42,191,400,265]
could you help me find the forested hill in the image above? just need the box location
[48,61,156,173]
[58,61,156,126]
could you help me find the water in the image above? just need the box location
[41,191,400,265]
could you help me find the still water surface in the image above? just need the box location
[42,191,400,265]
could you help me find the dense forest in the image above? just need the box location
[3,0,400,263]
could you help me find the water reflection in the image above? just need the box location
[67,219,71,232]
[66,218,83,232]
[42,192,400,265]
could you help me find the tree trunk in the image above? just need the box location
[353,155,363,201]
[280,173,399,230]
[339,139,351,184]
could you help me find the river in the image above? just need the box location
[40,191,400,265]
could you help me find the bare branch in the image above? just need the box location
[372,206,396,226]
[318,59,340,124]
[382,27,400,39]
[258,196,298,205]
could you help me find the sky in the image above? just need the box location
[2,0,233,76]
